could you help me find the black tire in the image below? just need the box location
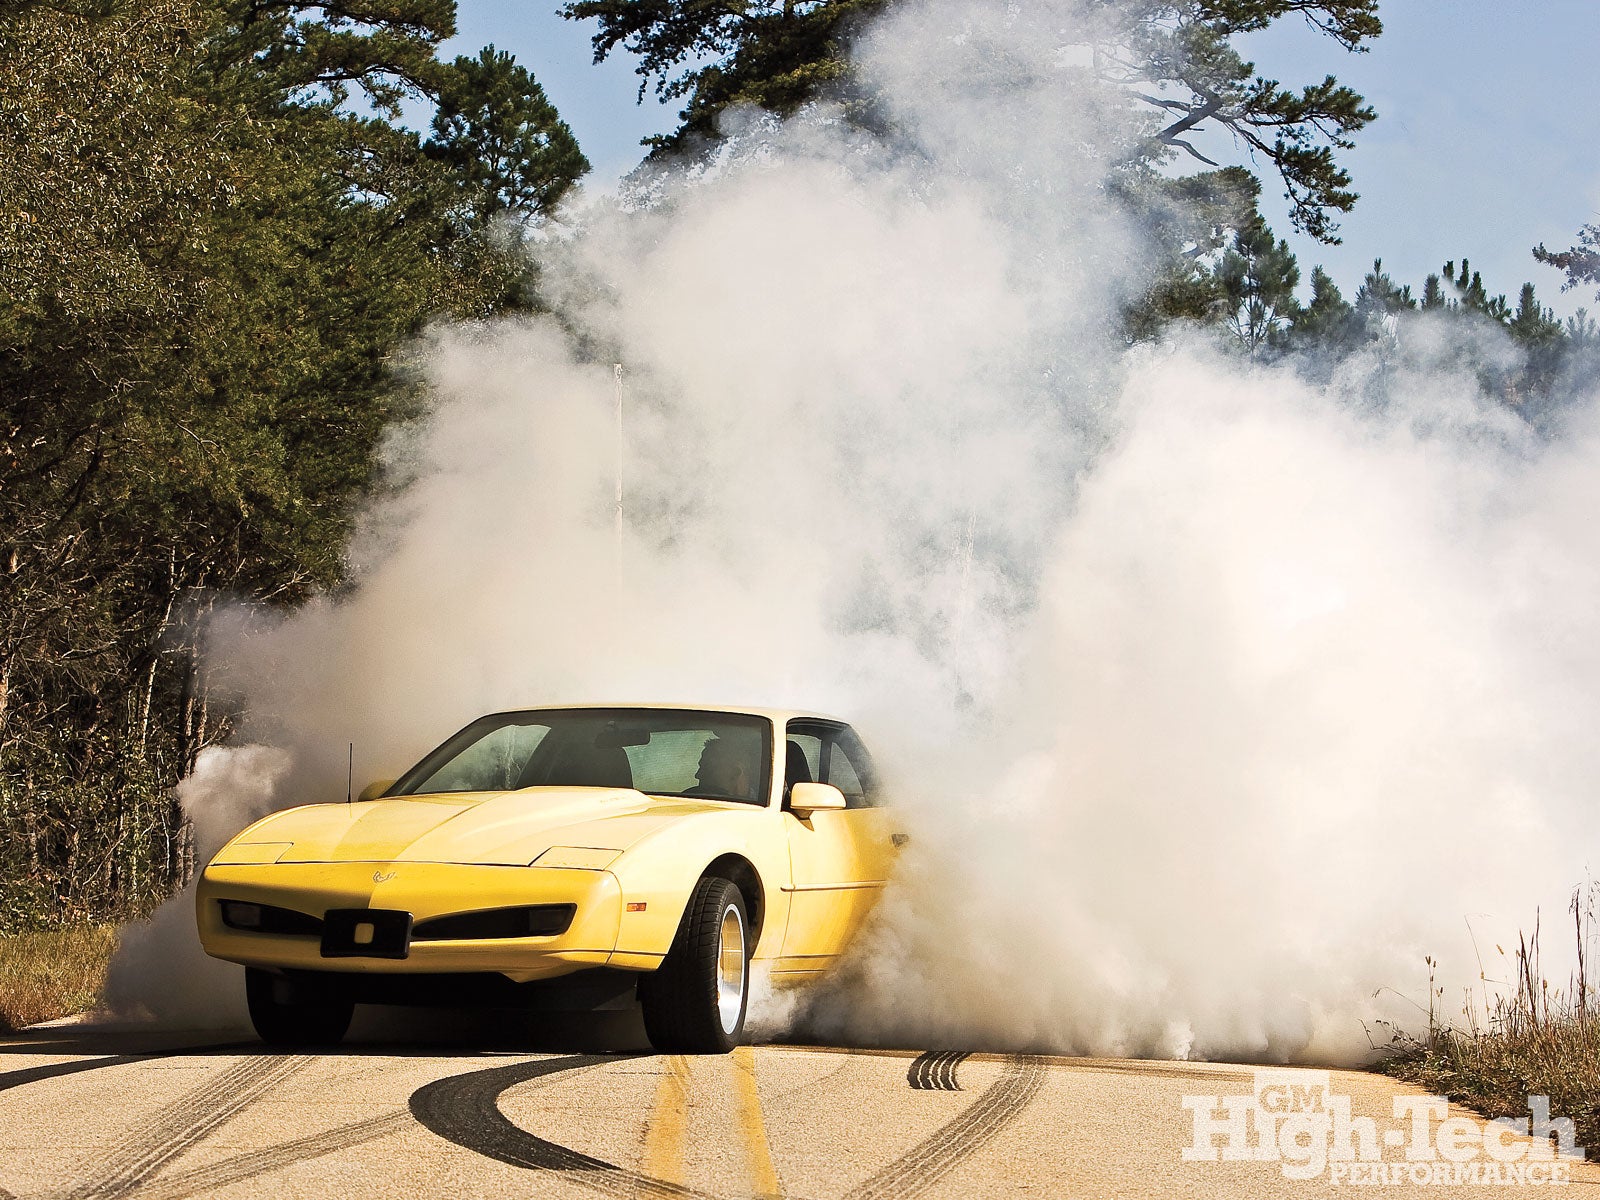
[245,968,354,1047]
[639,876,749,1054]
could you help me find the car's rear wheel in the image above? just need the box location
[245,968,354,1047]
[639,876,748,1053]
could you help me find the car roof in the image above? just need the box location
[482,702,849,725]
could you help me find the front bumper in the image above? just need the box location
[196,861,645,983]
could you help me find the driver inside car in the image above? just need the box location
[688,736,753,801]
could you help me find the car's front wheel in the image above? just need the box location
[245,968,354,1047]
[639,876,748,1053]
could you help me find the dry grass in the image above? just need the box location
[1378,892,1600,1152]
[0,925,118,1033]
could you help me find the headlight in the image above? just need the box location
[218,899,322,934]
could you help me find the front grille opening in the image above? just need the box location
[219,900,324,936]
[411,904,576,941]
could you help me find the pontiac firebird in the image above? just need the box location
[195,705,896,1053]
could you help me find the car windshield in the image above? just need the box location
[388,708,772,806]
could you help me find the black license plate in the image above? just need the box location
[321,908,413,959]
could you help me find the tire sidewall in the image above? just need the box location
[714,885,750,1045]
[639,875,751,1053]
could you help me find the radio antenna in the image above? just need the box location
[613,362,625,591]
[347,742,354,805]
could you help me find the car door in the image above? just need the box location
[777,721,897,973]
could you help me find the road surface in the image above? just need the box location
[1,1012,1592,1198]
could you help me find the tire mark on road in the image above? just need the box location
[409,1054,719,1200]
[54,1054,311,1200]
[848,1055,1046,1200]
[935,1052,968,1091]
[132,1111,412,1200]
[906,1051,969,1091]
[137,1048,613,1199]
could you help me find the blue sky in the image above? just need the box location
[447,1,1600,316]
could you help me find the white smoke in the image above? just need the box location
[105,747,288,1024]
[805,347,1600,1060]
[108,0,1600,1058]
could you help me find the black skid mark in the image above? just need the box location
[407,1053,718,1199]
[906,1050,970,1091]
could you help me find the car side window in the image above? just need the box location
[785,734,821,793]
[825,745,864,805]
[785,721,879,809]
[825,730,877,808]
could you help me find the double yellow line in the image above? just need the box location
[642,1054,691,1183]
[644,1048,781,1197]
[730,1047,781,1197]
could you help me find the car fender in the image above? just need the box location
[606,807,791,967]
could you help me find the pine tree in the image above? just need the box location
[1509,282,1562,344]
[1442,258,1510,322]
[1534,224,1600,299]
[0,0,589,925]
[1507,281,1566,395]
[1354,258,1415,320]
[1291,265,1363,355]
[426,45,590,226]
[563,0,1381,242]
[1216,218,1301,356]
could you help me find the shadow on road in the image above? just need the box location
[0,1002,653,1064]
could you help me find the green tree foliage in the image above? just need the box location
[1277,253,1592,411]
[1442,258,1510,322]
[1216,218,1301,355]
[560,0,883,152]
[1289,265,1361,357]
[0,0,586,929]
[224,0,458,111]
[563,0,1379,243]
[1122,166,1259,339]
[1419,273,1445,310]
[1567,309,1599,353]
[426,45,591,226]
[1107,0,1381,244]
[1507,282,1566,395]
[1534,223,1600,299]
[1353,257,1414,322]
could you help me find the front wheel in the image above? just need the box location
[639,876,748,1053]
[245,968,354,1047]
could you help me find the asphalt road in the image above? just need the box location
[2,1014,1594,1198]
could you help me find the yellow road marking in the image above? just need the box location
[730,1046,782,1198]
[643,1054,690,1187]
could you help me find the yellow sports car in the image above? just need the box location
[196,705,897,1052]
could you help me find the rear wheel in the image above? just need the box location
[245,968,354,1047]
[639,876,748,1053]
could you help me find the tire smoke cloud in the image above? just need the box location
[110,0,1599,1060]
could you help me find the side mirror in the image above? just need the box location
[790,782,846,817]
[358,779,396,802]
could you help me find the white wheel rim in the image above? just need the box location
[716,903,746,1035]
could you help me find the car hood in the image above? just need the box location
[227,787,726,867]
